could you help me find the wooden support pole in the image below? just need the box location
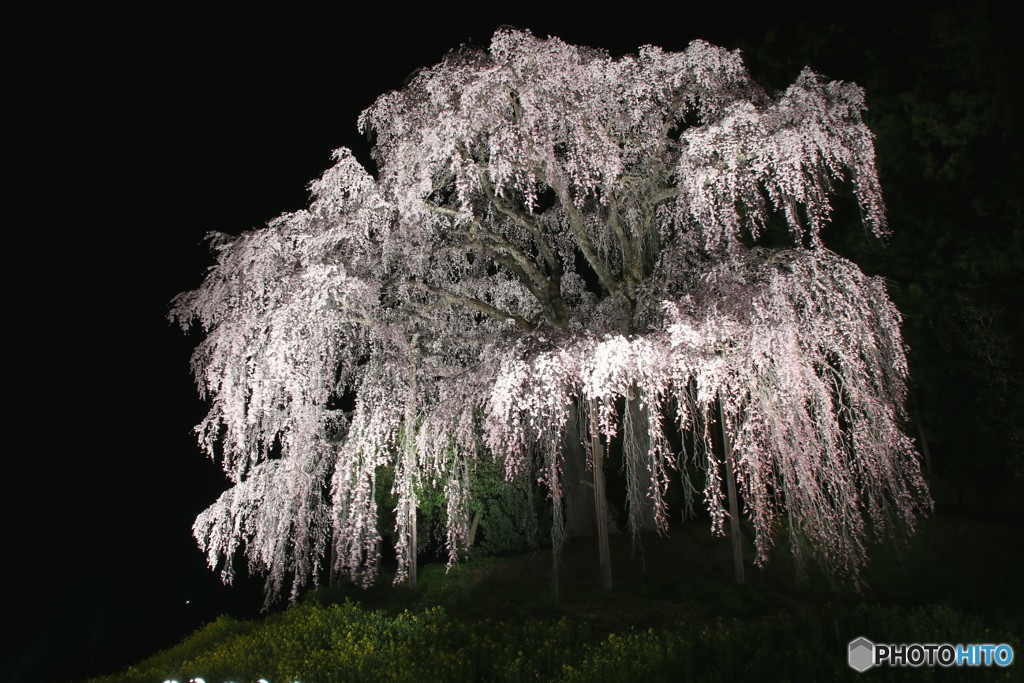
[467,509,482,550]
[329,534,338,590]
[407,357,418,588]
[409,505,417,587]
[590,398,613,590]
[720,399,745,585]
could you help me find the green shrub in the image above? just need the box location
[92,600,1019,683]
[467,454,544,557]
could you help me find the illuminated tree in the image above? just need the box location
[172,29,931,602]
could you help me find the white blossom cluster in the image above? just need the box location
[173,29,929,602]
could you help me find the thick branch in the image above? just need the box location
[403,279,537,332]
[425,198,569,330]
[649,186,679,206]
[479,175,562,280]
[607,193,638,299]
[445,231,545,299]
[422,201,549,290]
[553,183,620,297]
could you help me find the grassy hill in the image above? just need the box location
[91,491,1022,683]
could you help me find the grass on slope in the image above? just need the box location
[91,496,1022,683]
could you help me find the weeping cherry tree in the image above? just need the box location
[172,28,931,602]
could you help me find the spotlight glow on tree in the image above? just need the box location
[172,29,931,603]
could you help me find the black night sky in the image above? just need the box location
[9,5,1021,681]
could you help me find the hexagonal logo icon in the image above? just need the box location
[848,637,875,672]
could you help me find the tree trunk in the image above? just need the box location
[590,398,613,590]
[562,405,598,538]
[720,399,744,585]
